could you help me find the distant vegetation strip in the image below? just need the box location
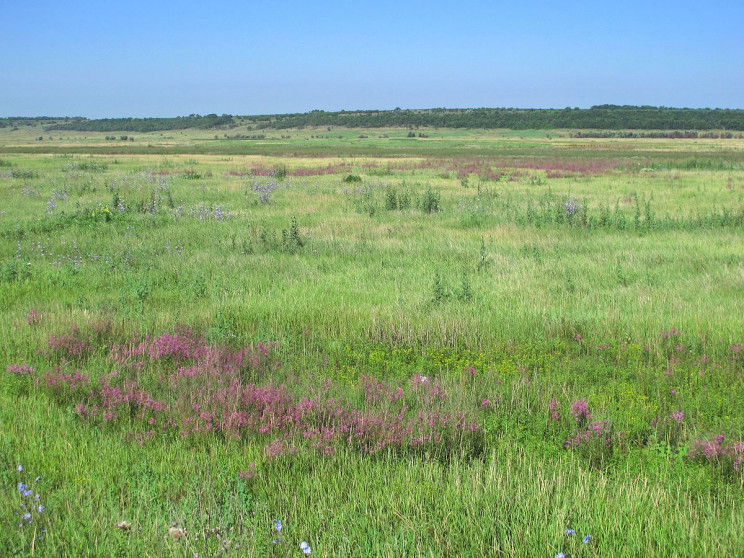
[0,114,234,133]
[2,105,744,132]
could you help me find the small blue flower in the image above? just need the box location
[584,534,592,543]
[564,528,575,535]
[272,539,279,544]
[22,512,32,523]
[273,519,282,532]
[555,553,565,558]
[18,482,27,493]
[37,505,44,514]
[35,476,41,482]
[300,541,312,554]
[17,464,23,472]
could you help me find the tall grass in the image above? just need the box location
[1,134,743,555]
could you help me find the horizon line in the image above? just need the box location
[2,104,744,120]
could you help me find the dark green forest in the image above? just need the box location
[246,106,744,131]
[2,106,744,133]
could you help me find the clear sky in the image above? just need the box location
[2,0,742,117]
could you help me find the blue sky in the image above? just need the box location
[2,1,742,117]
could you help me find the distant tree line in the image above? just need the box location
[40,114,235,133]
[246,106,744,131]
[0,116,64,129]
[3,106,744,132]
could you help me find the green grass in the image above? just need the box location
[1,129,744,556]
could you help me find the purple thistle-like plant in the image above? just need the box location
[570,398,592,424]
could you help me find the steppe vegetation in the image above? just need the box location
[1,122,743,556]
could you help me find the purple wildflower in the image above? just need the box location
[570,398,592,424]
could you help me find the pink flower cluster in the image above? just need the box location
[688,432,744,470]
[36,328,483,459]
[47,328,90,358]
[660,328,681,339]
[564,420,614,449]
[42,369,90,390]
[110,327,208,364]
[548,399,560,421]
[26,309,41,326]
[570,398,592,424]
[238,461,258,479]
[7,363,35,375]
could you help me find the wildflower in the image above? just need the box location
[22,512,32,523]
[7,363,35,375]
[570,398,592,423]
[300,541,312,554]
[27,309,40,325]
[584,534,592,543]
[38,505,44,514]
[548,399,561,421]
[17,464,23,472]
[565,198,578,215]
[239,461,257,479]
[564,528,575,535]
[555,553,566,558]
[273,519,283,532]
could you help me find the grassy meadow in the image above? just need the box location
[1,125,744,556]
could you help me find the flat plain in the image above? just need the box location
[1,124,743,556]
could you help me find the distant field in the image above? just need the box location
[1,126,743,556]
